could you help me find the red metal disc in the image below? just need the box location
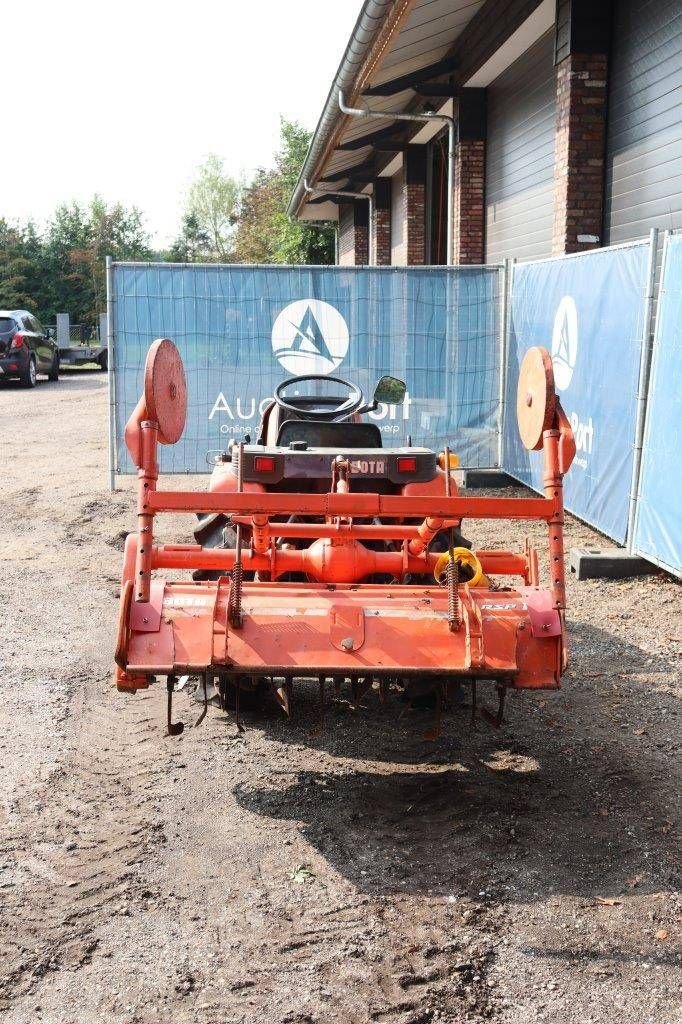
[516,346,556,451]
[144,338,187,445]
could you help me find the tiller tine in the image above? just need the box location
[423,684,444,742]
[272,678,291,718]
[165,675,184,737]
[311,676,326,735]
[233,679,245,733]
[479,685,507,730]
[351,676,373,706]
[194,672,211,727]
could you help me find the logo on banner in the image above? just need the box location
[271,299,349,375]
[551,295,578,391]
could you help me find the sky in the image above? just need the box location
[2,0,362,246]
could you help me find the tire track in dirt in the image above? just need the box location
[0,673,167,1008]
[143,700,509,1023]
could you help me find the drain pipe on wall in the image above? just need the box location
[304,179,376,266]
[339,91,455,265]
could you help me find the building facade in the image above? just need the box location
[289,0,682,266]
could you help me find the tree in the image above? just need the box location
[232,119,334,265]
[181,155,239,261]
[1,198,152,326]
[0,220,35,309]
[169,212,212,262]
[232,168,279,263]
[38,198,152,324]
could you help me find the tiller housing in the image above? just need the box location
[115,340,576,734]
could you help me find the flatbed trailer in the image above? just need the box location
[58,342,108,370]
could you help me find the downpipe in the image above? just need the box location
[338,91,455,265]
[304,178,375,265]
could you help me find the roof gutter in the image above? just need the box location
[287,0,401,220]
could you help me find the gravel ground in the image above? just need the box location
[0,370,679,1024]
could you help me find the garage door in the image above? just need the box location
[605,0,682,244]
[485,31,556,263]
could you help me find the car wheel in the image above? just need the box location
[48,352,60,382]
[98,351,108,372]
[20,356,37,389]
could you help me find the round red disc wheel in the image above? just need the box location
[516,346,556,451]
[143,338,187,445]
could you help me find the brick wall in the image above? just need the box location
[354,223,370,265]
[453,139,485,264]
[553,53,609,254]
[405,183,425,264]
[374,208,391,264]
[405,147,426,265]
[373,179,392,265]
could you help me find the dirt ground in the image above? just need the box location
[0,370,680,1024]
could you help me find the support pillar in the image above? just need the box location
[552,2,612,253]
[373,179,392,265]
[452,89,486,265]
[405,146,426,265]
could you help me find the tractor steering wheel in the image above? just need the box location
[274,375,365,421]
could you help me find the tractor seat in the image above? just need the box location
[277,419,383,449]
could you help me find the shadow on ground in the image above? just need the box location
[0,370,106,392]
[224,621,679,903]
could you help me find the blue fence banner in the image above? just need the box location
[502,242,651,544]
[111,263,502,474]
[634,233,682,578]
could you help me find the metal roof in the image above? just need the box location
[289,0,486,218]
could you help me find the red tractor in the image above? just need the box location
[115,339,575,736]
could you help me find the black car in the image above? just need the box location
[0,310,59,387]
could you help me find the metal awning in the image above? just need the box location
[288,0,487,220]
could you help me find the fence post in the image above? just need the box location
[56,313,70,350]
[626,227,660,552]
[497,257,513,469]
[106,256,117,493]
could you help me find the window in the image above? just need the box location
[0,317,17,336]
[23,316,42,334]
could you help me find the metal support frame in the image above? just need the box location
[106,255,117,493]
[627,227,659,552]
[497,257,513,469]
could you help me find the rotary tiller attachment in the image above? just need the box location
[113,340,575,738]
